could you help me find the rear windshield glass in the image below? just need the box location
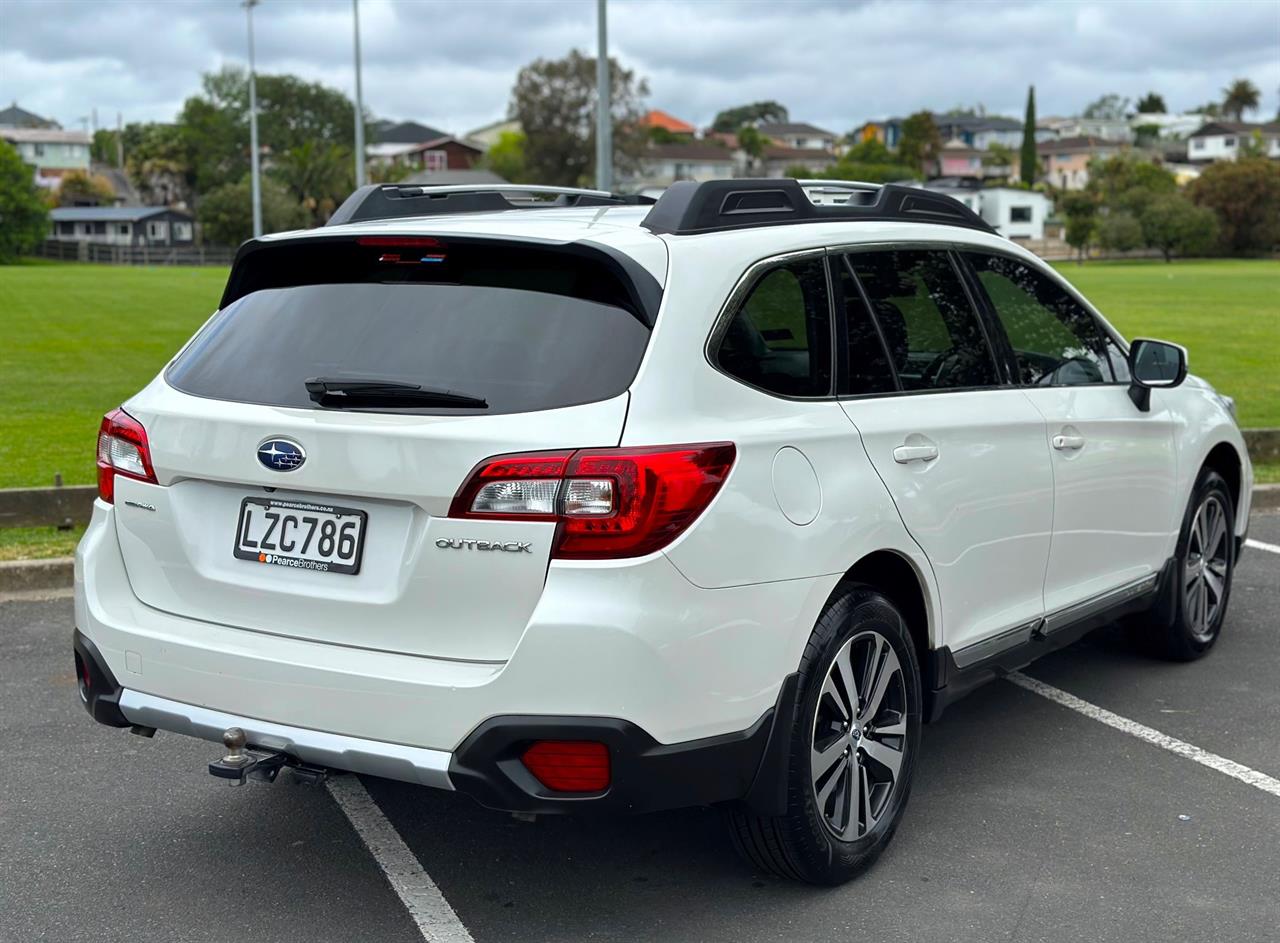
[167,254,652,416]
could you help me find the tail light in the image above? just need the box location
[450,443,735,560]
[521,740,610,793]
[96,408,156,503]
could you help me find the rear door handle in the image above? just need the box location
[1052,434,1085,451]
[893,444,939,464]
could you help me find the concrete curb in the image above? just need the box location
[0,557,74,593]
[1254,483,1280,512]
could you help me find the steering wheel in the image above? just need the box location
[920,349,960,388]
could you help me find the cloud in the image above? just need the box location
[0,0,1276,135]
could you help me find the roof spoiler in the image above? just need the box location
[326,184,655,226]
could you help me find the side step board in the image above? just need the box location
[925,561,1172,721]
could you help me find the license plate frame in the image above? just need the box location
[233,497,368,576]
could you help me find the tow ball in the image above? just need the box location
[208,727,328,786]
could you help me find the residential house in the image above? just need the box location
[366,120,483,173]
[627,142,737,188]
[402,169,509,186]
[464,118,521,150]
[1127,112,1212,141]
[1,127,91,188]
[759,145,838,177]
[640,109,696,138]
[918,182,1052,240]
[0,102,59,129]
[49,206,195,247]
[1039,116,1133,143]
[758,122,839,152]
[977,188,1052,240]
[1187,121,1280,162]
[935,139,1009,180]
[1033,136,1125,189]
[850,121,887,146]
[877,114,1046,152]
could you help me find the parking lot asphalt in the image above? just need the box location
[2,513,1277,943]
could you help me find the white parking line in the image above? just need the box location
[326,775,475,943]
[1245,538,1280,555]
[1008,672,1280,799]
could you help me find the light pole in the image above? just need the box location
[595,0,612,192]
[244,0,263,238]
[352,0,366,188]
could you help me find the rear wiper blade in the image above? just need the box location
[304,377,487,408]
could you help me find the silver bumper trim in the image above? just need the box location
[118,689,454,790]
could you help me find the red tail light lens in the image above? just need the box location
[521,740,610,793]
[96,408,156,504]
[450,443,735,560]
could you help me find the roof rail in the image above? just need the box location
[326,183,655,227]
[639,178,996,236]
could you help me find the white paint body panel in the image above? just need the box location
[75,205,1253,777]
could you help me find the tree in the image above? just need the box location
[1191,101,1222,118]
[509,50,649,187]
[1135,92,1167,114]
[272,140,352,226]
[197,176,309,246]
[54,170,117,206]
[897,111,941,176]
[1086,153,1176,214]
[0,140,49,262]
[1139,194,1219,261]
[711,101,788,133]
[482,130,528,183]
[1096,211,1144,253]
[1221,78,1260,121]
[843,138,893,164]
[1082,93,1130,120]
[123,121,197,206]
[1059,191,1098,263]
[1188,157,1280,254]
[1020,86,1037,184]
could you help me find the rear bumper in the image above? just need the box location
[76,626,794,814]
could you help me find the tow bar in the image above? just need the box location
[208,727,329,786]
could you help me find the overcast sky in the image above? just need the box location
[2,0,1277,136]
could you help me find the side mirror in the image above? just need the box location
[1127,338,1187,411]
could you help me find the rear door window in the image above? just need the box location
[167,244,653,416]
[845,249,1000,391]
[714,257,833,397]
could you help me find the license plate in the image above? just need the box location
[234,497,367,575]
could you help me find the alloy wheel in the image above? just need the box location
[810,630,907,840]
[1184,494,1230,643]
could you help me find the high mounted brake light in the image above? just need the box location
[96,408,157,503]
[450,444,736,560]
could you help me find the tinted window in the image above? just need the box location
[167,282,650,415]
[715,257,832,397]
[846,250,999,391]
[965,253,1113,386]
[838,262,897,395]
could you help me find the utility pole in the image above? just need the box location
[595,0,612,192]
[352,0,366,188]
[244,0,263,238]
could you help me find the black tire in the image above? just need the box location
[726,584,922,885]
[1147,468,1236,661]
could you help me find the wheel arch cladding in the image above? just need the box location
[1202,441,1242,518]
[839,551,931,665]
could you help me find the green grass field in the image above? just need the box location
[0,258,1276,490]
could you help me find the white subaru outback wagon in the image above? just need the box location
[75,179,1252,884]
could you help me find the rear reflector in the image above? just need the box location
[450,443,736,559]
[96,408,157,504]
[521,740,610,793]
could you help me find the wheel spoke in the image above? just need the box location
[840,758,859,839]
[1183,560,1201,589]
[1207,502,1227,559]
[858,634,884,711]
[860,737,903,780]
[873,713,907,737]
[820,674,850,722]
[1198,574,1209,631]
[811,736,847,782]
[815,756,844,811]
[1203,566,1224,603]
[831,643,859,719]
[862,645,901,722]
[860,762,874,832]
